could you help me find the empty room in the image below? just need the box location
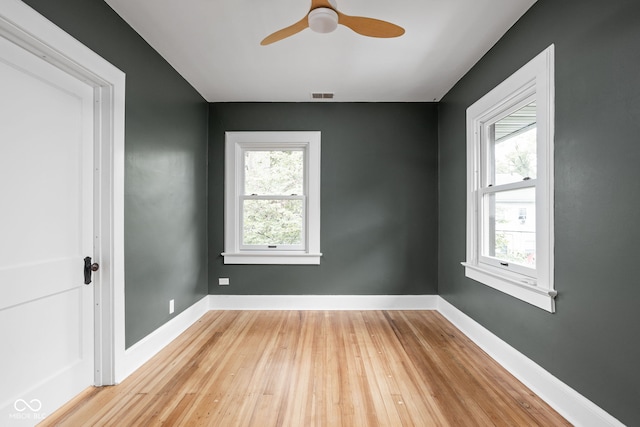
[1,0,638,425]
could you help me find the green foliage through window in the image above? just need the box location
[243,199,303,245]
[245,150,303,195]
[242,150,305,246]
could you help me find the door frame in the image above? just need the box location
[0,0,125,386]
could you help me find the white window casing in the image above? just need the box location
[462,45,555,312]
[223,131,322,265]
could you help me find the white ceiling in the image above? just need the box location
[103,0,537,102]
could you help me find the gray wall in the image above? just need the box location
[438,0,640,424]
[209,103,438,296]
[23,0,210,348]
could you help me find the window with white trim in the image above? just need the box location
[463,45,556,312]
[223,131,321,265]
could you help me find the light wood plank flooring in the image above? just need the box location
[40,311,570,426]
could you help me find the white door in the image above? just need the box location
[0,33,95,425]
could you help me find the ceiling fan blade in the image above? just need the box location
[310,0,335,9]
[261,17,309,45]
[337,13,405,38]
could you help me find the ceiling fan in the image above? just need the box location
[261,0,405,46]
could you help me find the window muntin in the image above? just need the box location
[463,45,555,312]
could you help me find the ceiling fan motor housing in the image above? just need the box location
[308,8,339,33]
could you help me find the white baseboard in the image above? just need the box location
[208,294,439,310]
[118,296,210,382]
[437,298,623,427]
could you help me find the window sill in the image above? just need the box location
[461,262,556,312]
[222,252,322,265]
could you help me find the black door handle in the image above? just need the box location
[84,256,99,285]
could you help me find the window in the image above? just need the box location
[223,131,321,264]
[463,45,555,312]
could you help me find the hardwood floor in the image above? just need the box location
[40,311,570,426]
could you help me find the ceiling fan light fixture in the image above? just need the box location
[308,8,339,34]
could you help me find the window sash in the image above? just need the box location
[477,181,537,278]
[242,148,306,197]
[239,195,307,251]
[239,146,308,252]
[480,94,537,189]
[479,112,538,278]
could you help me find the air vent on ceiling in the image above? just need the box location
[311,92,334,100]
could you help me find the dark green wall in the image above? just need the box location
[23,0,209,348]
[209,103,438,295]
[438,0,640,424]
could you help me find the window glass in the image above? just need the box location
[490,102,537,186]
[243,199,304,246]
[484,187,536,268]
[244,150,304,195]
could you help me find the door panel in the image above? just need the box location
[0,290,84,399]
[0,33,95,424]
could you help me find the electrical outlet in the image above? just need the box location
[219,278,230,286]
[169,299,175,314]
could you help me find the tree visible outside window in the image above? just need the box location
[242,150,305,247]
